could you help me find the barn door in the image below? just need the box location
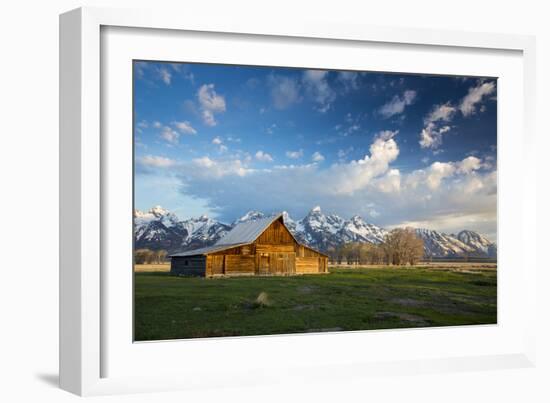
[259,254,270,275]
[211,255,225,275]
[271,252,296,275]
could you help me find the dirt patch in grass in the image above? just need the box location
[297,285,319,294]
[390,298,425,307]
[374,311,429,325]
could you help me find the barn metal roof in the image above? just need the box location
[215,214,283,246]
[169,215,283,257]
[169,243,248,257]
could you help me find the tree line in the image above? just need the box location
[134,248,168,264]
[326,228,425,266]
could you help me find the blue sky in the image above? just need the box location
[134,61,497,239]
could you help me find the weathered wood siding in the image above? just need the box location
[171,256,206,276]
[319,257,328,273]
[295,256,320,274]
[206,255,225,276]
[255,219,295,245]
[225,255,255,275]
[267,252,296,275]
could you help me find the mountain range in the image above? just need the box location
[134,205,497,258]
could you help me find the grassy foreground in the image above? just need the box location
[134,266,497,341]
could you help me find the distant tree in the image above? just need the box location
[134,248,157,264]
[381,228,424,265]
[154,249,168,264]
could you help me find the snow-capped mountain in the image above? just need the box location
[134,207,230,252]
[179,215,232,250]
[231,210,265,226]
[134,205,497,258]
[456,230,497,257]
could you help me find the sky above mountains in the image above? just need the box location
[134,61,497,240]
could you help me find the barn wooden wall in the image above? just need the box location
[170,256,206,276]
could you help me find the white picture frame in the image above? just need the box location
[59,6,537,396]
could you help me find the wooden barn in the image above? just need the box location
[170,214,328,277]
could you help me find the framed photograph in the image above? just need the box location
[60,7,537,396]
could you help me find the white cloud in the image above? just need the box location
[266,124,277,135]
[419,102,456,149]
[459,81,496,116]
[212,136,223,145]
[158,67,172,85]
[425,161,456,190]
[337,147,354,159]
[407,156,487,191]
[188,157,253,179]
[160,126,180,144]
[419,123,451,149]
[193,156,215,168]
[378,90,417,118]
[168,138,496,238]
[337,72,360,92]
[456,155,482,174]
[418,81,495,149]
[375,169,401,193]
[286,149,303,159]
[312,151,325,162]
[376,130,399,141]
[302,70,336,113]
[138,155,176,168]
[255,150,274,162]
[425,102,456,123]
[173,121,197,135]
[268,74,301,110]
[152,121,162,129]
[197,84,226,126]
[322,137,399,194]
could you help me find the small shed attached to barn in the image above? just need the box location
[170,214,328,277]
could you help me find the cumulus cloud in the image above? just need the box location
[378,90,417,118]
[311,151,325,162]
[163,136,495,237]
[160,126,180,144]
[302,70,336,113]
[419,102,456,149]
[286,149,303,159]
[456,155,482,174]
[460,81,496,116]
[197,84,226,126]
[268,74,301,109]
[376,130,399,141]
[337,71,360,92]
[158,67,172,85]
[212,136,223,145]
[375,169,401,193]
[255,150,274,162]
[155,121,198,144]
[418,80,495,149]
[419,123,451,149]
[321,136,399,195]
[138,155,176,169]
[188,157,252,178]
[425,162,456,189]
[173,121,197,135]
[425,102,457,123]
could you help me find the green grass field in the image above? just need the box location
[134,266,497,341]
